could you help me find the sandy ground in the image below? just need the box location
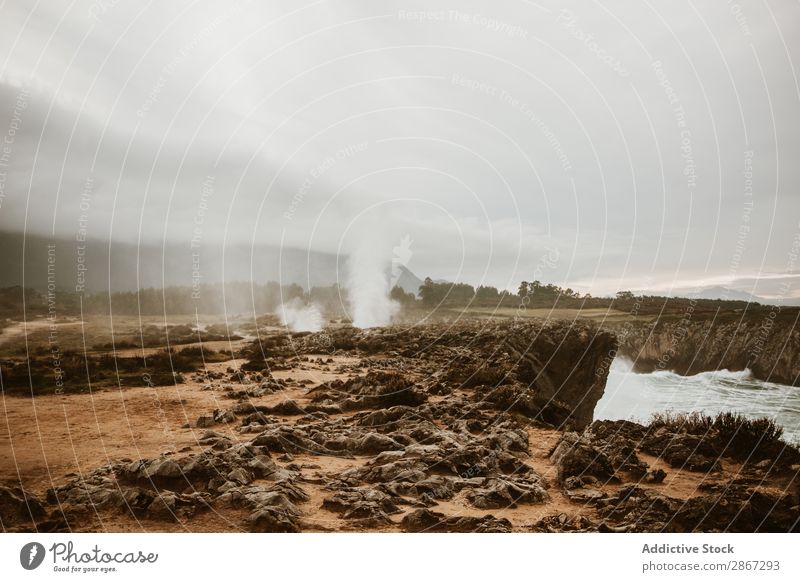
[1,360,241,495]
[1,353,380,532]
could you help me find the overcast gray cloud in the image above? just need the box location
[1,0,799,297]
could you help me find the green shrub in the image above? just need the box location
[711,412,784,458]
[647,411,791,462]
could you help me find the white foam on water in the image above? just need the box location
[596,357,800,443]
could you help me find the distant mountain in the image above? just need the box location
[0,231,426,294]
[394,265,424,297]
[683,286,760,302]
[634,284,800,307]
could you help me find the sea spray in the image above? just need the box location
[276,299,323,332]
[346,236,400,328]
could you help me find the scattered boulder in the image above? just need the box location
[528,513,598,532]
[0,485,46,530]
[401,508,512,533]
[465,477,549,509]
[267,400,305,416]
[213,409,237,424]
[550,433,616,485]
[247,507,300,533]
[322,487,402,525]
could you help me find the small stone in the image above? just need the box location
[147,493,177,520]
[644,469,667,484]
[214,409,237,424]
[227,467,252,485]
[145,458,183,480]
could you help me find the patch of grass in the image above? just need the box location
[0,315,251,358]
[92,340,139,351]
[0,347,222,396]
[453,306,641,322]
[177,345,230,363]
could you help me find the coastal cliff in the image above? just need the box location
[611,312,800,386]
[504,323,617,429]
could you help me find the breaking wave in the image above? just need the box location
[596,358,800,443]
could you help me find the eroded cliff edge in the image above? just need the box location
[610,311,800,386]
[247,320,618,430]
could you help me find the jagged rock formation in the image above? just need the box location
[505,324,616,429]
[245,320,617,430]
[17,410,797,533]
[612,314,800,385]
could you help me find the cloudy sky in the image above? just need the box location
[1,0,799,298]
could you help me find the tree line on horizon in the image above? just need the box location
[0,278,762,321]
[417,277,595,308]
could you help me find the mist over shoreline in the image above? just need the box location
[2,230,797,306]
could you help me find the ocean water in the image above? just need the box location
[595,358,800,444]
